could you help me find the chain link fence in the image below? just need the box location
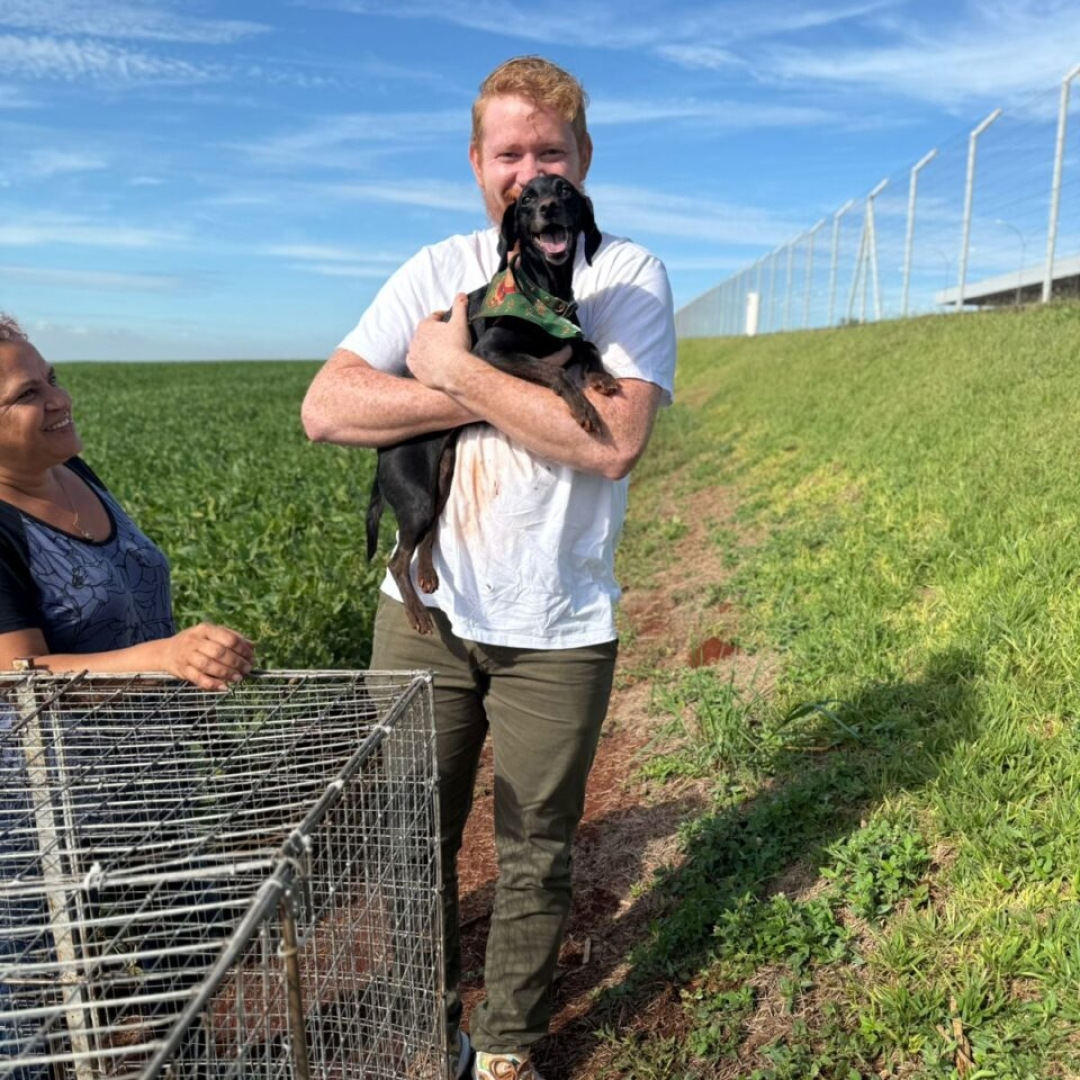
[676,63,1080,338]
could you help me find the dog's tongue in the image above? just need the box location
[537,228,569,256]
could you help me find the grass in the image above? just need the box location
[56,307,1080,1076]
[605,303,1080,1077]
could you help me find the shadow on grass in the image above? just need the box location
[539,645,982,1079]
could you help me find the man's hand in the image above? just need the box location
[406,294,474,392]
[407,293,574,393]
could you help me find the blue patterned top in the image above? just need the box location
[0,461,178,1078]
[0,458,175,652]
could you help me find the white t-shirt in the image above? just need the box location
[340,228,676,649]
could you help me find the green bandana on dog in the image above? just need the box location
[473,255,583,340]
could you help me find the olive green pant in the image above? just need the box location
[371,594,617,1055]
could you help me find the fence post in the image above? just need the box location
[784,237,799,330]
[749,258,765,335]
[847,214,869,324]
[866,178,889,321]
[902,149,938,316]
[766,247,780,333]
[803,218,826,328]
[828,200,855,325]
[735,268,749,334]
[956,108,1002,311]
[746,291,760,336]
[1043,63,1080,303]
[846,180,887,325]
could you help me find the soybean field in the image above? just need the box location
[62,361,383,669]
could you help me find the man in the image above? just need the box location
[302,55,676,1080]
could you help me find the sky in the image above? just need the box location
[2,0,1079,362]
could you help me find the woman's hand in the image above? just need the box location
[161,623,255,692]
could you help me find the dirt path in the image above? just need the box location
[455,488,758,1078]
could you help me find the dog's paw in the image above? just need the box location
[417,568,440,594]
[587,371,620,397]
[402,592,436,634]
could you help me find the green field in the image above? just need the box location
[610,303,1080,1078]
[63,360,384,669]
[63,303,1080,1077]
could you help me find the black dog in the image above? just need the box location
[366,175,618,634]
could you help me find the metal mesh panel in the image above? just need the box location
[676,68,1080,337]
[0,670,443,1080]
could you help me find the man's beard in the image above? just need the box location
[486,187,521,225]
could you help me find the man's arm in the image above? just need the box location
[405,294,662,481]
[301,347,479,447]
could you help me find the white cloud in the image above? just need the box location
[0,33,220,83]
[308,0,658,49]
[262,242,404,278]
[317,0,897,51]
[0,263,182,290]
[197,190,282,209]
[307,0,898,58]
[654,45,744,72]
[199,174,479,216]
[28,316,325,362]
[263,242,396,263]
[25,316,179,362]
[305,0,1073,110]
[0,84,37,107]
[291,262,397,279]
[232,110,464,168]
[313,179,480,213]
[22,149,107,177]
[590,97,837,129]
[590,182,807,247]
[0,215,187,249]
[764,0,1080,104]
[662,254,756,272]
[0,1,267,45]
[676,0,899,45]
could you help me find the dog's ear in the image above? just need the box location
[497,199,519,271]
[581,194,602,265]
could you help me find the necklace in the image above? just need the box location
[55,469,96,541]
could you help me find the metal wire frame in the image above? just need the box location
[0,669,444,1080]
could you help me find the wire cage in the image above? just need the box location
[0,669,444,1080]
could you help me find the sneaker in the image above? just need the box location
[452,1031,475,1080]
[473,1050,546,1080]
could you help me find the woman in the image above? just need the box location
[0,314,253,1078]
[0,315,253,688]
